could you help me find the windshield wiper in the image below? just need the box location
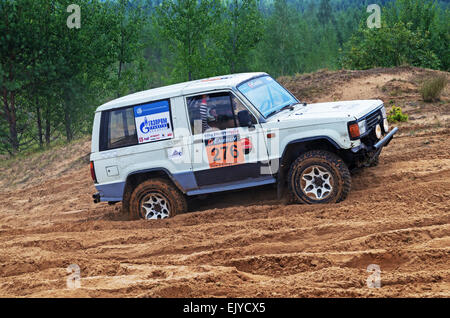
[266,102,300,118]
[282,102,300,110]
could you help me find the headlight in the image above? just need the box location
[381,106,387,119]
[375,124,382,139]
[383,118,389,133]
[358,120,367,135]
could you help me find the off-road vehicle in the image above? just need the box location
[90,73,398,219]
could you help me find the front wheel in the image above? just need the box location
[128,178,187,220]
[288,150,351,204]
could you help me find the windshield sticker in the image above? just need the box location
[247,79,263,89]
[200,76,232,82]
[134,100,173,144]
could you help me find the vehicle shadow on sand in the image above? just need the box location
[186,184,280,212]
[99,184,280,221]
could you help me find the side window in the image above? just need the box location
[102,108,138,150]
[186,92,256,134]
[187,93,236,134]
[100,99,173,151]
[231,95,257,125]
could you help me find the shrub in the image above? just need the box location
[388,106,409,123]
[340,21,441,70]
[420,75,448,102]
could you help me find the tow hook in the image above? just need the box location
[93,192,100,204]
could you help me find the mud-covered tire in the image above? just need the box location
[288,150,351,204]
[127,178,187,220]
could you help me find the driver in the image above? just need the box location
[200,95,217,133]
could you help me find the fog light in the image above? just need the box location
[383,118,389,133]
[375,124,382,139]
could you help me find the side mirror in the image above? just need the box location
[237,110,254,128]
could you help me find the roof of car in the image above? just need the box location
[96,72,267,112]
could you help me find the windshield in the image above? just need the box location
[237,76,298,118]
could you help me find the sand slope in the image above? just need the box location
[0,67,449,297]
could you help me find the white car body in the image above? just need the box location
[90,72,397,203]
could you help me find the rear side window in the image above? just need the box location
[100,108,138,151]
[99,99,173,151]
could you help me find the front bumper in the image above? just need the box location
[374,127,398,149]
[348,127,398,168]
[351,127,398,153]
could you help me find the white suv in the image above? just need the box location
[90,73,398,219]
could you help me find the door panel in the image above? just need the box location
[185,91,272,188]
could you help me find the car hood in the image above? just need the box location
[267,99,384,123]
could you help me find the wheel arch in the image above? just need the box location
[123,168,185,199]
[280,137,341,173]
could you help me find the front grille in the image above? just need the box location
[365,110,382,131]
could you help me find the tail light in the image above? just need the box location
[90,161,97,183]
[348,122,360,139]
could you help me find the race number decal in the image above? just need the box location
[204,129,245,168]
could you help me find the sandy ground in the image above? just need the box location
[0,67,449,297]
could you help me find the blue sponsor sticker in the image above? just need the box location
[134,100,173,144]
[134,100,169,117]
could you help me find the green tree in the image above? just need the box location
[384,0,437,32]
[0,0,45,153]
[110,0,149,97]
[154,0,221,81]
[218,0,263,73]
[257,0,302,76]
[341,0,446,70]
[54,0,118,141]
[340,21,441,70]
[317,0,334,25]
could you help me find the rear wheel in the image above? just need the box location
[128,178,187,220]
[288,150,351,204]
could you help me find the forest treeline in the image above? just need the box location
[0,0,449,155]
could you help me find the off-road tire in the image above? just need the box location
[122,186,132,216]
[288,150,351,204]
[128,178,187,220]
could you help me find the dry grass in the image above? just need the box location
[420,75,448,102]
[0,136,91,189]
